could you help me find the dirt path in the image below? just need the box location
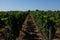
[16,14,44,40]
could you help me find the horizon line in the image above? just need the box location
[0,9,60,11]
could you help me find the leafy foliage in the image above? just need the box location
[0,10,60,40]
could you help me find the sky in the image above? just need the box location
[0,0,60,11]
